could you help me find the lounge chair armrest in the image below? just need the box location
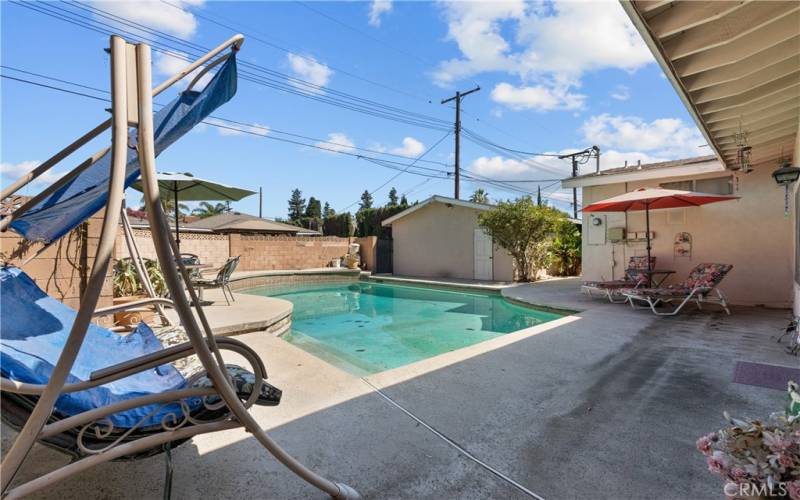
[89,336,266,386]
[92,298,174,317]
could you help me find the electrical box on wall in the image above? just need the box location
[607,227,625,242]
[627,231,655,241]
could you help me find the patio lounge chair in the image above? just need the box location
[621,263,733,316]
[582,256,655,303]
[0,267,282,460]
[0,34,359,499]
[190,256,240,305]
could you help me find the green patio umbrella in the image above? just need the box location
[131,171,256,250]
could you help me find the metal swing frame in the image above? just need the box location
[0,34,359,499]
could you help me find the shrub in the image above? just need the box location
[355,205,406,238]
[323,213,353,237]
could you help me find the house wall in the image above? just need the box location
[117,229,230,268]
[391,202,514,281]
[582,164,795,307]
[793,123,800,316]
[229,234,351,271]
[1,211,115,326]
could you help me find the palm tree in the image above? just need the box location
[469,188,489,204]
[139,194,190,217]
[192,201,228,218]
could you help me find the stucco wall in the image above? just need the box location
[582,165,795,307]
[391,202,514,281]
[793,123,800,315]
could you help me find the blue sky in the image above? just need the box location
[1,0,708,218]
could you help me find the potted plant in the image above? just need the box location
[111,258,166,328]
[697,382,800,499]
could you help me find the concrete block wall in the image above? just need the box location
[1,211,115,325]
[229,234,351,271]
[117,229,230,268]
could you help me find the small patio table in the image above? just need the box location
[643,269,675,287]
[180,263,213,304]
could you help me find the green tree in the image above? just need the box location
[323,212,353,237]
[323,202,335,219]
[387,187,398,207]
[359,190,373,210]
[548,218,582,276]
[478,197,562,281]
[469,188,489,204]
[400,194,409,207]
[288,188,306,221]
[305,196,322,218]
[192,201,228,218]
[139,194,189,217]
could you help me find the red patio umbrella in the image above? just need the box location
[582,187,739,275]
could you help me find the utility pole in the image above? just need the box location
[258,186,263,218]
[441,86,480,200]
[558,146,600,219]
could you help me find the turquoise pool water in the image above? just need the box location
[246,281,563,375]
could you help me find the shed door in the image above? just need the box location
[474,229,493,281]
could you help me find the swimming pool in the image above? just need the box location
[246,281,563,375]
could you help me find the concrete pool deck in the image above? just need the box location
[3,279,796,499]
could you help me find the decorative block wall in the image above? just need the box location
[229,234,352,271]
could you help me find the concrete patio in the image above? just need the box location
[2,279,795,499]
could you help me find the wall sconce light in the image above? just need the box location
[772,161,800,216]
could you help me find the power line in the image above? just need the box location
[0,74,108,102]
[295,1,433,68]
[159,0,431,103]
[339,131,451,212]
[1,45,577,207]
[11,1,452,132]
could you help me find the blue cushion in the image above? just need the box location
[0,267,200,428]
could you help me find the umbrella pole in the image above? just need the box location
[174,182,180,252]
[645,202,652,286]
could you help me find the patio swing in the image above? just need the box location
[0,35,359,499]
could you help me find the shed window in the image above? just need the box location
[660,176,733,195]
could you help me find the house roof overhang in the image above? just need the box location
[621,1,799,170]
[562,156,725,188]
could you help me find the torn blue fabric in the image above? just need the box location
[11,55,238,243]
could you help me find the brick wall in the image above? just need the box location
[229,234,351,271]
[1,211,115,325]
[117,229,230,268]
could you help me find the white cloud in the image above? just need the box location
[469,148,667,183]
[390,137,425,157]
[581,114,707,158]
[316,132,355,154]
[287,54,333,92]
[154,50,211,88]
[610,85,630,101]
[204,118,270,137]
[0,160,62,188]
[91,0,203,38]
[368,0,393,27]
[491,82,585,111]
[434,0,653,111]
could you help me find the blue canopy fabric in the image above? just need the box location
[10,55,238,243]
[0,267,201,428]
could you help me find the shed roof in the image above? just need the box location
[381,195,580,226]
